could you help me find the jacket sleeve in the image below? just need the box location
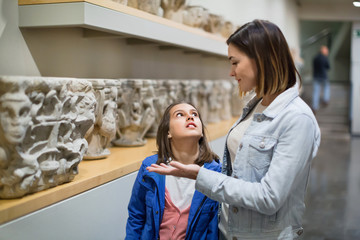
[196,114,319,215]
[125,163,147,239]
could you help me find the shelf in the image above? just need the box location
[0,117,236,225]
[18,0,228,57]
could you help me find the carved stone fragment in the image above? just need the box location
[0,76,96,198]
[113,79,156,147]
[161,0,186,23]
[183,6,209,29]
[84,79,119,160]
[128,0,161,15]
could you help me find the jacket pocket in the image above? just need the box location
[248,136,277,181]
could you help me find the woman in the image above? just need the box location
[147,19,321,239]
[126,102,221,239]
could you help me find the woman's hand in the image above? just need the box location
[146,161,201,180]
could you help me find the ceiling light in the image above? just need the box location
[353,0,360,7]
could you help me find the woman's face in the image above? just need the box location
[228,43,258,93]
[168,103,202,141]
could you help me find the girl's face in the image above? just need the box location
[168,103,202,141]
[228,43,258,93]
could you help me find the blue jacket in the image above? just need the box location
[125,154,221,240]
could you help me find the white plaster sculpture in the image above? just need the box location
[183,6,209,29]
[0,76,96,198]
[219,80,233,120]
[84,79,119,160]
[221,21,235,38]
[204,13,224,35]
[111,0,128,5]
[189,80,201,109]
[128,0,161,15]
[161,0,186,23]
[146,80,168,138]
[207,80,222,123]
[198,80,212,124]
[113,79,156,147]
[164,80,181,105]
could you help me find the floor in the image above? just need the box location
[300,83,360,240]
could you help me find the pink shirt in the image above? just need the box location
[159,188,191,240]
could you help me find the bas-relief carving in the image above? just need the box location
[183,6,209,29]
[111,0,128,5]
[0,76,96,199]
[208,81,222,123]
[198,80,212,124]
[84,79,119,160]
[161,0,186,23]
[128,0,161,15]
[219,80,232,121]
[113,79,156,147]
[146,80,168,138]
[221,21,235,38]
[204,13,224,35]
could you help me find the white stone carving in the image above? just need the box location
[161,0,186,23]
[113,79,156,146]
[84,79,119,160]
[128,0,161,15]
[0,76,96,198]
[183,6,209,29]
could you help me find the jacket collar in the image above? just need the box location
[243,85,300,120]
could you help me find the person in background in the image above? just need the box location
[125,101,221,240]
[147,19,321,240]
[312,45,330,114]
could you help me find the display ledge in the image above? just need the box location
[0,117,236,225]
[18,0,228,57]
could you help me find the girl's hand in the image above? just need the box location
[147,161,200,180]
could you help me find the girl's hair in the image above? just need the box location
[226,19,300,98]
[156,101,219,165]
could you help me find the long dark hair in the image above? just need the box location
[156,101,219,165]
[227,19,300,98]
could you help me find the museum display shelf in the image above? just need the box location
[18,0,228,57]
[0,117,237,225]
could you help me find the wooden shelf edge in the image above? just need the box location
[0,117,236,225]
[18,0,227,56]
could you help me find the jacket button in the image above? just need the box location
[239,143,243,149]
[234,175,238,179]
[259,142,265,149]
[142,178,145,182]
[232,206,238,213]
[155,211,158,214]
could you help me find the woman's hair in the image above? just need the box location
[226,19,300,98]
[156,101,219,166]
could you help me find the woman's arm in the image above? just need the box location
[147,161,200,180]
[196,114,317,215]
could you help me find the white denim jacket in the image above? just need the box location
[196,86,321,240]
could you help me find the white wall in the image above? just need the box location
[0,0,40,76]
[187,0,301,52]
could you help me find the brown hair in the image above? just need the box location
[226,19,300,98]
[156,101,219,165]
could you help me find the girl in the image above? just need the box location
[147,20,321,240]
[125,101,221,240]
